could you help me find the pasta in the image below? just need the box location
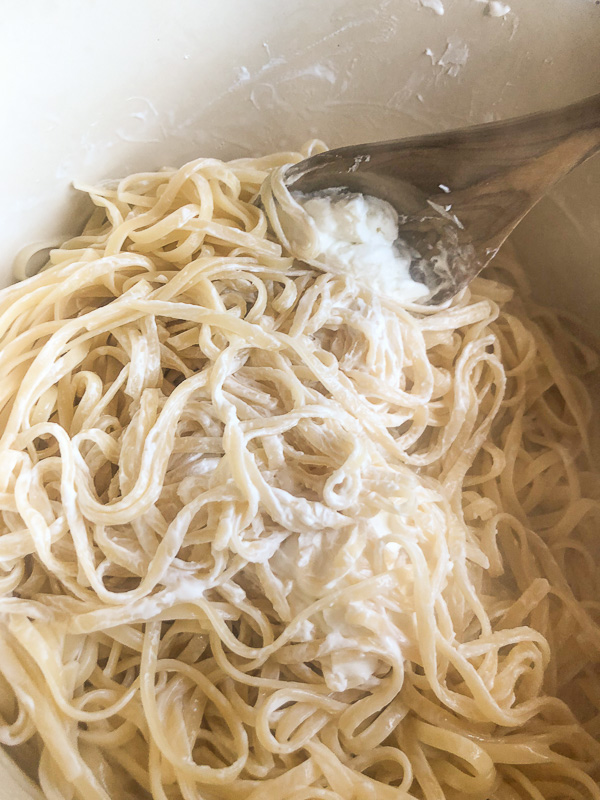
[0,141,599,800]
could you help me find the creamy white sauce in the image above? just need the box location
[292,189,428,302]
[476,0,511,16]
[487,1,511,16]
[419,0,445,15]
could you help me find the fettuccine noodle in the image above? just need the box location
[0,142,599,800]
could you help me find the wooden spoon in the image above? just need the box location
[283,93,600,303]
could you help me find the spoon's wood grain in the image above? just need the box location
[285,93,600,303]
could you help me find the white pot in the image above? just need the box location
[0,1,599,796]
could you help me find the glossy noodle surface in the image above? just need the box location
[0,143,599,800]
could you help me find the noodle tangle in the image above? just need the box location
[0,142,598,800]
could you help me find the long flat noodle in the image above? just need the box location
[0,142,598,800]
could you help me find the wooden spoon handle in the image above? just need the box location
[435,94,600,251]
[462,92,600,149]
[427,92,600,193]
[286,93,600,199]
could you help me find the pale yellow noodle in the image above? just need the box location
[0,142,598,800]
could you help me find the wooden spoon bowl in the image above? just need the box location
[284,94,600,303]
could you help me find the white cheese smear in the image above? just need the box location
[292,189,429,302]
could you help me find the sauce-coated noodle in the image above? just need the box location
[0,143,599,799]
